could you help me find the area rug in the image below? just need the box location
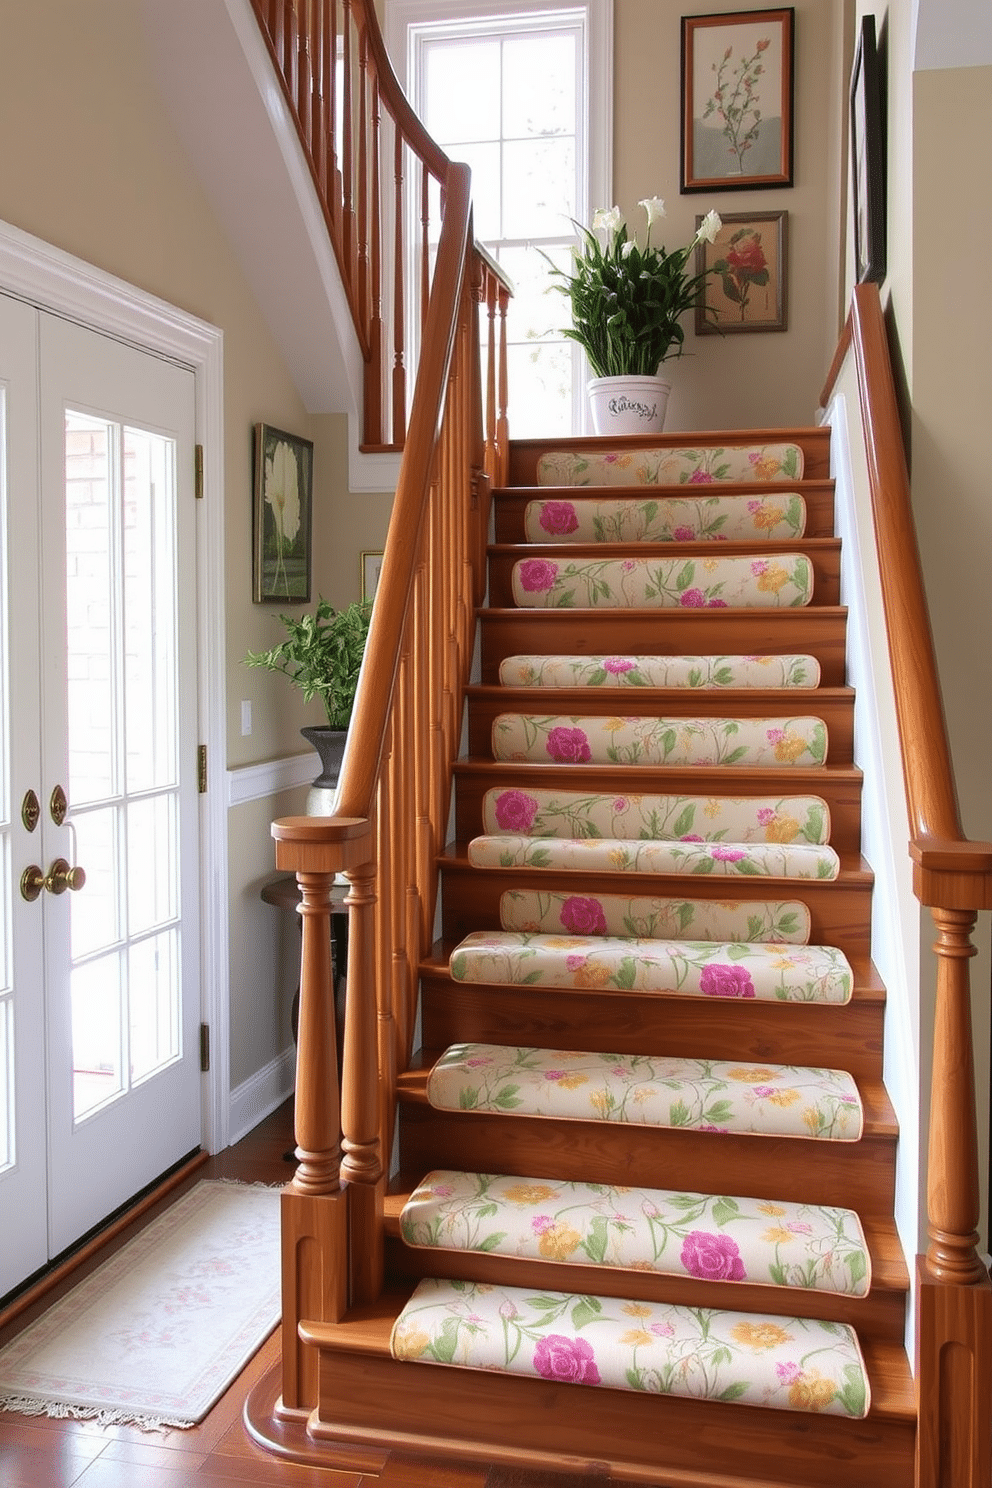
[0,1179,281,1430]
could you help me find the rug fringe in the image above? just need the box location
[0,1393,195,1432]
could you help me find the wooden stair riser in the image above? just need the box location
[380,1236,908,1343]
[439,862,875,960]
[486,539,842,610]
[453,763,864,855]
[480,609,850,687]
[466,687,855,762]
[397,1104,898,1216]
[308,1343,914,1488]
[493,479,838,544]
[506,427,833,486]
[418,974,886,1082]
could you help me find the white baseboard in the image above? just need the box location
[228,1046,296,1146]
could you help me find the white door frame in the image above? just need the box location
[0,217,230,1155]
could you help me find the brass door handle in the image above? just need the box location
[19,858,86,901]
[45,858,86,895]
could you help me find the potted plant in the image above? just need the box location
[548,196,722,435]
[244,597,372,795]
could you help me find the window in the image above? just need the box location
[387,0,612,436]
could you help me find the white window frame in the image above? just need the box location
[386,0,613,433]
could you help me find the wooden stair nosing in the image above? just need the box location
[486,537,842,610]
[506,426,833,485]
[479,606,850,687]
[492,478,838,544]
[299,1293,913,1423]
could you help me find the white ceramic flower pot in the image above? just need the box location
[587,374,672,436]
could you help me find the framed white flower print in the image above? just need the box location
[252,423,314,603]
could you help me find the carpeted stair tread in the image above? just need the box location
[467,834,841,881]
[497,888,813,943]
[389,1277,869,1418]
[426,1043,863,1141]
[535,443,805,488]
[480,786,831,844]
[397,1170,870,1297]
[524,492,807,544]
[512,553,814,610]
[448,933,852,1004]
[497,653,823,689]
[492,712,828,768]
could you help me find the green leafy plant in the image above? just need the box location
[547,198,722,377]
[244,598,372,730]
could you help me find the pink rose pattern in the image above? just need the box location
[498,654,821,688]
[511,553,812,610]
[516,556,558,592]
[699,963,756,999]
[534,443,804,488]
[492,789,539,832]
[545,725,592,763]
[681,1230,747,1281]
[537,500,579,535]
[525,492,803,544]
[533,1334,601,1384]
[559,895,608,934]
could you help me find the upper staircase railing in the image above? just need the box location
[250,0,509,453]
[822,283,992,1488]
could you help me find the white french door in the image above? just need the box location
[0,298,202,1295]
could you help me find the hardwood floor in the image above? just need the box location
[0,1102,609,1488]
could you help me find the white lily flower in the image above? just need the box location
[620,239,635,259]
[639,195,666,225]
[694,209,722,245]
[591,205,622,235]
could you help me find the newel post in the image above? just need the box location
[911,844,992,1488]
[270,816,371,1416]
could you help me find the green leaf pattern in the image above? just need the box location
[427,1044,863,1141]
[448,933,852,1004]
[511,553,814,610]
[390,1278,870,1418]
[535,444,804,488]
[499,889,811,945]
[493,713,828,768]
[400,1170,870,1297]
[524,492,806,544]
[498,652,821,689]
[482,787,831,845]
[469,833,840,880]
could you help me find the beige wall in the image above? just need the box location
[614,0,846,431]
[0,0,385,1098]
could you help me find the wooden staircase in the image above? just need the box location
[288,425,916,1487]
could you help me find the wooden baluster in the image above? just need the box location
[309,0,324,189]
[496,282,510,486]
[915,902,992,1488]
[279,865,347,1413]
[327,0,341,238]
[420,165,430,331]
[296,0,311,144]
[340,858,383,1306]
[356,24,370,339]
[341,0,356,287]
[392,129,407,445]
[365,63,384,446]
[284,0,298,112]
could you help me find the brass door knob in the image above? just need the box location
[20,865,46,902]
[45,858,86,895]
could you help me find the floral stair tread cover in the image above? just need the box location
[399,1170,870,1297]
[492,712,828,768]
[498,653,822,689]
[523,492,807,544]
[467,834,840,879]
[389,1278,870,1418]
[512,553,814,610]
[448,933,852,1004]
[482,787,831,844]
[498,889,813,944]
[426,1043,863,1141]
[534,443,805,488]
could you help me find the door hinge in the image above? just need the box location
[197,744,207,794]
[194,444,204,500]
[199,1022,210,1072]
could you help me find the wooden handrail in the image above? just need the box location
[823,281,992,1486]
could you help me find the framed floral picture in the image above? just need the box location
[252,424,314,604]
[361,550,384,604]
[694,210,788,334]
[681,8,794,192]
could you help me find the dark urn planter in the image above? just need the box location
[300,725,348,791]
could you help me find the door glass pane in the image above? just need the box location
[65,413,116,807]
[0,996,11,1170]
[71,952,123,1119]
[64,411,182,1122]
[0,385,10,1169]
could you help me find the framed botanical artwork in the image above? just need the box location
[850,13,885,284]
[681,8,795,192]
[695,211,788,335]
[361,550,384,604]
[252,424,314,604]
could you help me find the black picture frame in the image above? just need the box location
[252,423,314,604]
[850,14,886,284]
[681,9,795,193]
